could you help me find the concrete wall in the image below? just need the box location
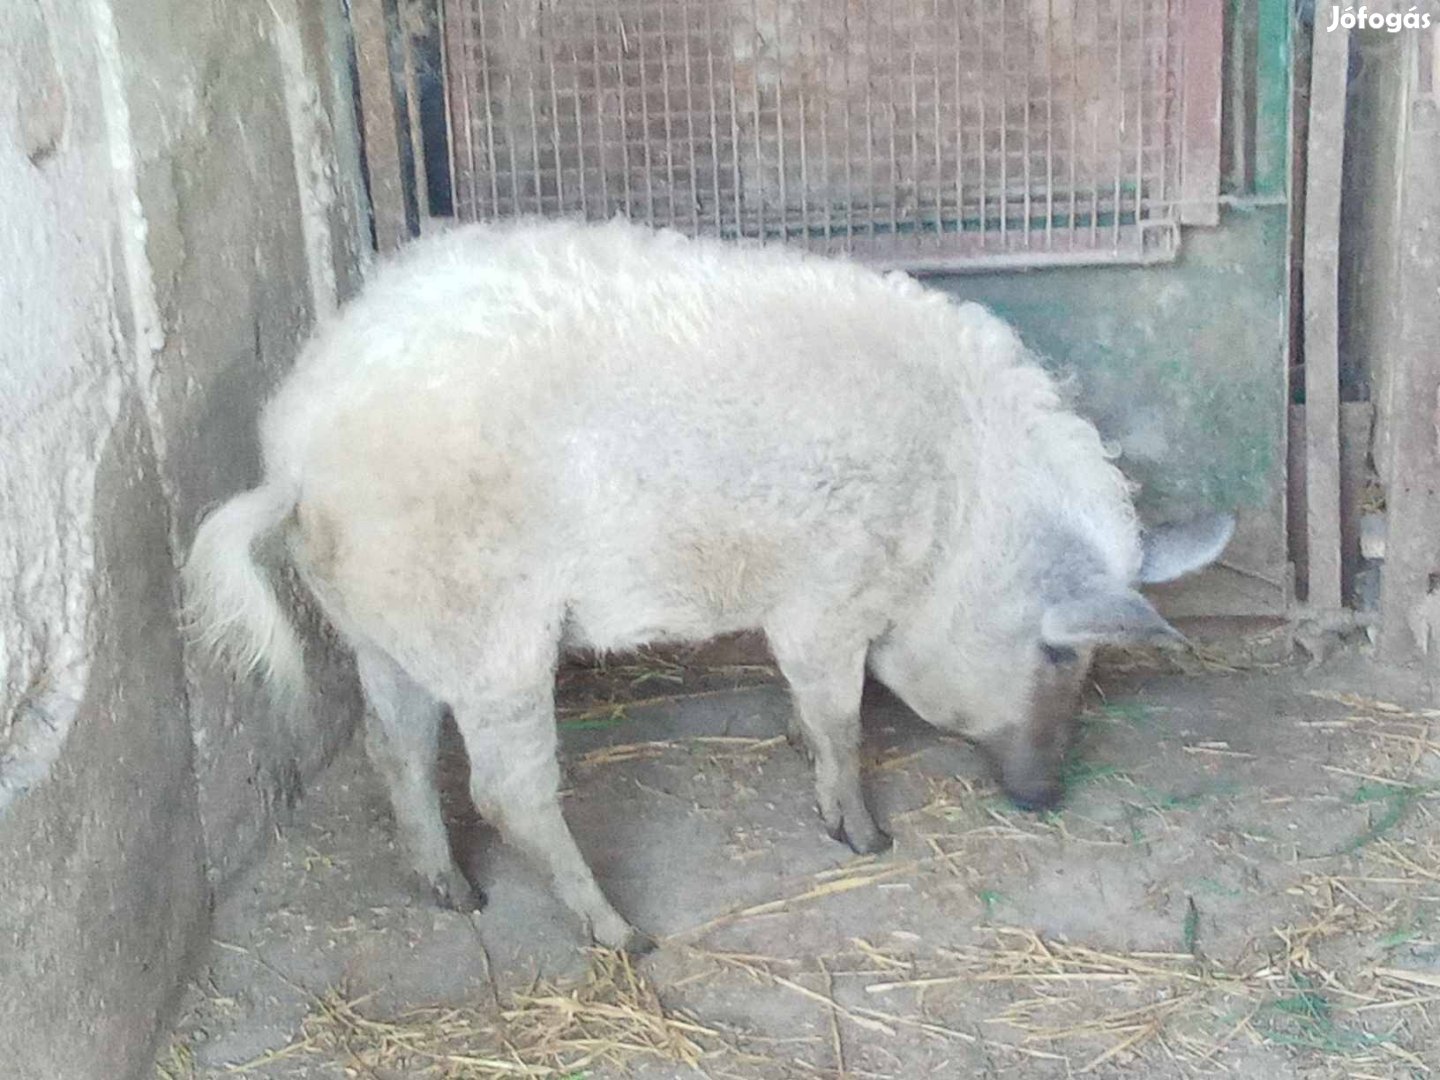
[0,1,369,1077]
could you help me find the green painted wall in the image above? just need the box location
[930,205,1288,526]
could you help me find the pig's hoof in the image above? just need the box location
[1005,786,1064,815]
[590,916,656,956]
[618,927,659,957]
[429,869,486,913]
[827,817,894,855]
[786,728,814,763]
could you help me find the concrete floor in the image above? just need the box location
[160,638,1440,1078]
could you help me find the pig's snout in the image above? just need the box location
[976,726,1069,815]
[1001,775,1065,814]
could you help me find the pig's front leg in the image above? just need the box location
[769,627,891,855]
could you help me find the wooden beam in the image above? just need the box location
[1379,36,1440,663]
[1301,20,1348,611]
[351,0,409,253]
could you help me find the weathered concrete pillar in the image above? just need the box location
[0,1,370,1076]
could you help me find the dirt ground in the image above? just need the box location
[157,627,1440,1079]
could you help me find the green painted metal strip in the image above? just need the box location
[1255,0,1292,195]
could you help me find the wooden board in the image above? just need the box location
[1301,21,1348,611]
[352,0,410,253]
[1378,42,1440,663]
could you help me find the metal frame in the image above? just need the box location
[437,0,1225,271]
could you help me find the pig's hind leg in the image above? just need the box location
[440,627,652,954]
[356,642,482,912]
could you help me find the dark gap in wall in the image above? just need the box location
[415,0,453,217]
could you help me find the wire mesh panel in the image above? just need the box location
[441,0,1218,270]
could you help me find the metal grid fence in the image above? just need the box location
[441,0,1218,270]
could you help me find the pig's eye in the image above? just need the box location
[1041,643,1078,666]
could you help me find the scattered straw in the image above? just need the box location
[154,1040,196,1080]
[856,919,1440,1073]
[238,948,740,1078]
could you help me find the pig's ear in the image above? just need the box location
[1041,587,1183,647]
[1137,513,1236,584]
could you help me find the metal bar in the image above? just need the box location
[524,32,543,214]
[726,0,744,235]
[439,0,477,219]
[1021,1,1032,248]
[1158,0,1172,212]
[952,0,963,231]
[817,0,833,242]
[795,0,811,242]
[544,16,565,214]
[610,1,634,215]
[887,0,898,240]
[590,4,613,216]
[865,2,879,239]
[701,0,726,233]
[825,221,1174,271]
[1089,0,1099,245]
[998,0,1007,246]
[775,0,789,238]
[977,0,987,244]
[1301,18,1348,610]
[569,38,589,216]
[1133,0,1146,225]
[904,0,921,246]
[499,26,523,213]
[1068,0,1079,244]
[474,0,500,216]
[1044,0,1053,248]
[658,0,678,226]
[678,0,701,234]
[702,0,725,234]
[843,3,856,240]
[931,0,944,243]
[635,0,657,224]
[1113,0,1124,247]
[904,0,915,243]
[749,0,765,238]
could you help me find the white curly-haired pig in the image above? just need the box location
[184,217,1232,952]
